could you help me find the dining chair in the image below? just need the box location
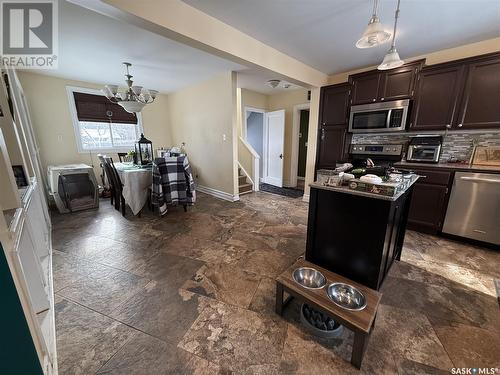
[104,157,126,216]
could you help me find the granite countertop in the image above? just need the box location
[310,175,419,202]
[395,161,500,173]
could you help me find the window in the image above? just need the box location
[67,87,143,153]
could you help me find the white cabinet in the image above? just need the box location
[0,68,57,374]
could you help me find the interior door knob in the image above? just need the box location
[279,154,283,159]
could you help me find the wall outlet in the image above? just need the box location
[222,134,227,142]
[57,134,63,142]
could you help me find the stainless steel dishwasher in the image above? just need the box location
[442,172,500,245]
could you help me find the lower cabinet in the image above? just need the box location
[406,168,452,234]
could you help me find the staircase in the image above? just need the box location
[238,168,253,195]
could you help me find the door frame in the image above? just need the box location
[243,106,266,182]
[291,103,310,188]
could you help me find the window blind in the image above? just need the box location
[73,92,137,124]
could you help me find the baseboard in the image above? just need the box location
[197,185,240,202]
[302,193,309,202]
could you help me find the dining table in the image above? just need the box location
[114,162,153,215]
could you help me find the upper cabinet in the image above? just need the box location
[319,83,351,126]
[456,54,500,129]
[350,72,381,105]
[410,52,500,131]
[410,63,465,131]
[349,60,424,105]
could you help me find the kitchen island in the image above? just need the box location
[306,177,418,290]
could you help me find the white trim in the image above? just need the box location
[238,136,260,191]
[291,103,310,188]
[65,85,144,154]
[297,176,305,180]
[197,184,240,202]
[302,193,310,202]
[243,106,265,140]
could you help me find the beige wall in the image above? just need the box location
[239,88,268,137]
[167,71,238,196]
[17,72,170,182]
[268,89,310,185]
[328,37,500,84]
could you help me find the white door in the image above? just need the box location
[264,110,285,187]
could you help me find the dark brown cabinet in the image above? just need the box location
[349,60,423,105]
[316,83,351,169]
[317,126,348,168]
[379,63,420,101]
[406,168,452,234]
[456,55,500,129]
[350,72,381,105]
[410,64,465,131]
[410,52,500,131]
[319,83,350,126]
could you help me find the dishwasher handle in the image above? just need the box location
[460,176,500,184]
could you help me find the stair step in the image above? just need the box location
[238,175,247,184]
[239,183,252,194]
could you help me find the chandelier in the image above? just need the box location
[102,62,158,113]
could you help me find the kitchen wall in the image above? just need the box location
[302,37,500,198]
[17,72,171,181]
[167,71,238,198]
[352,131,500,163]
[328,37,500,85]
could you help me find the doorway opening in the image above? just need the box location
[297,109,309,191]
[245,108,265,182]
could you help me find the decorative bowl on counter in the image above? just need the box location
[327,283,367,311]
[292,267,327,289]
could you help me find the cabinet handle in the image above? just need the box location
[322,122,326,126]
[458,123,463,128]
[321,128,325,141]
[372,98,376,102]
[446,124,452,129]
[381,97,385,101]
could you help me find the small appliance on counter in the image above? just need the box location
[406,135,442,163]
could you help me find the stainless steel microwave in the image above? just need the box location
[348,99,410,133]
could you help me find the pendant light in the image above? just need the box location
[356,0,391,49]
[378,0,404,70]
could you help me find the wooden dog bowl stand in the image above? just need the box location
[275,259,382,369]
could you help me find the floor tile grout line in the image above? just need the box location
[425,313,458,369]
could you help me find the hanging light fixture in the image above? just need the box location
[102,62,158,113]
[356,0,391,49]
[378,0,404,70]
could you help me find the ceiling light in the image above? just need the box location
[266,79,281,88]
[103,62,158,113]
[356,0,391,49]
[378,0,404,70]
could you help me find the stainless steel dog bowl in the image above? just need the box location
[292,267,326,289]
[327,283,367,311]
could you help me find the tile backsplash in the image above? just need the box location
[351,131,500,162]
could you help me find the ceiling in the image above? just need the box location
[41,0,245,93]
[182,0,500,75]
[237,69,303,94]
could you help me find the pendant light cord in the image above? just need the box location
[391,0,401,48]
[372,0,379,16]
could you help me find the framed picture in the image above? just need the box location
[12,165,28,187]
[472,146,500,167]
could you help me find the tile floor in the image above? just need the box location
[51,192,500,374]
